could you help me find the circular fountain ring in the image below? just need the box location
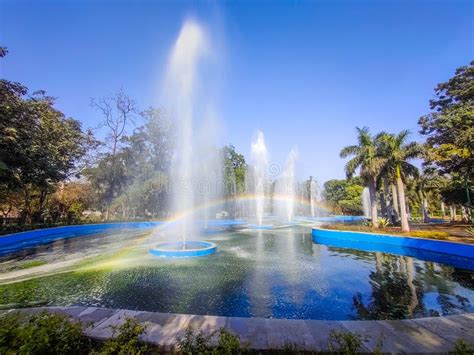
[247,224,274,230]
[149,241,217,258]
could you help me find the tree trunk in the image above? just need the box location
[461,206,469,222]
[368,176,378,228]
[441,202,445,218]
[383,179,393,222]
[421,197,430,223]
[396,165,410,232]
[391,183,399,223]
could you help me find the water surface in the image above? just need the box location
[0,226,473,320]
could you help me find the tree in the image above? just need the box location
[222,145,246,195]
[47,181,95,223]
[419,61,473,220]
[0,84,95,223]
[84,106,173,219]
[340,127,385,227]
[90,90,136,219]
[322,178,364,215]
[377,131,422,232]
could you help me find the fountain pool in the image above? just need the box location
[1,224,473,320]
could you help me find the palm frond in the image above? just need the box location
[396,130,411,146]
[401,161,419,178]
[345,156,362,179]
[356,127,372,147]
[403,142,424,160]
[340,145,359,158]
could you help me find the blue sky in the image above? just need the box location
[1,0,472,183]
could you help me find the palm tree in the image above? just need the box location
[377,130,423,232]
[340,127,385,228]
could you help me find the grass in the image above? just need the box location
[320,224,450,240]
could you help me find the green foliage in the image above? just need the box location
[377,217,390,228]
[96,317,152,355]
[419,61,473,181]
[323,178,364,215]
[84,106,173,219]
[340,127,386,181]
[450,339,474,355]
[340,127,387,227]
[326,329,365,354]
[0,60,96,224]
[0,312,23,353]
[222,144,247,196]
[178,327,244,354]
[0,311,90,354]
[0,312,155,355]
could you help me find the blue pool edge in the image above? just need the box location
[312,228,474,260]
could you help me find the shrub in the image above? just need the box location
[11,311,89,354]
[0,312,24,353]
[450,339,474,354]
[326,329,365,354]
[377,218,391,228]
[96,317,152,355]
[178,327,243,354]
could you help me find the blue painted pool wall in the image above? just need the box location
[312,228,474,259]
[0,222,162,255]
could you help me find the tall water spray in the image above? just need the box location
[275,149,298,222]
[362,187,371,218]
[251,131,269,225]
[164,19,221,243]
[309,177,318,217]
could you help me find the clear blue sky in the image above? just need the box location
[1,0,472,183]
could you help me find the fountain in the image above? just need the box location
[362,187,371,218]
[150,19,219,257]
[275,149,298,222]
[249,131,272,229]
[309,177,318,218]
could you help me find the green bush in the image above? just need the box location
[178,327,244,354]
[326,329,365,354]
[377,218,391,228]
[0,311,91,354]
[450,339,474,354]
[0,312,24,354]
[95,317,152,354]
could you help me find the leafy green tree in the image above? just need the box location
[323,178,364,215]
[377,131,423,232]
[84,107,173,219]
[0,82,95,223]
[340,127,385,227]
[222,144,246,195]
[419,61,473,218]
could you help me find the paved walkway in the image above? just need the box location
[8,307,474,353]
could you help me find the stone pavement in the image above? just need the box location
[6,307,474,353]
